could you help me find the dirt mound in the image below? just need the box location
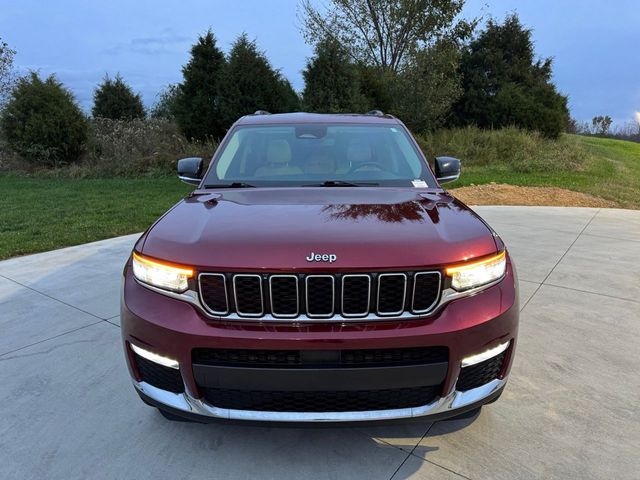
[449,183,618,208]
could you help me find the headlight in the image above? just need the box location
[445,251,506,291]
[132,252,193,293]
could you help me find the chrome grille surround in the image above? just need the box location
[198,273,229,315]
[305,275,335,318]
[341,274,372,318]
[376,273,407,316]
[232,274,264,317]
[268,274,299,318]
[196,271,444,321]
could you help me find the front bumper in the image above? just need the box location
[121,259,519,423]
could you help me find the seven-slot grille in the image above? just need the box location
[199,271,441,320]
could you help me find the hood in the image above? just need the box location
[140,188,497,270]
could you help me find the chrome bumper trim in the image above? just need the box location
[133,377,506,423]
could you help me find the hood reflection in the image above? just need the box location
[322,201,428,223]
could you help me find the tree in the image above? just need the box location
[302,37,367,112]
[300,0,474,73]
[0,38,16,107]
[452,14,569,138]
[1,72,88,166]
[219,34,299,125]
[92,74,145,120]
[150,84,179,119]
[173,30,226,140]
[591,115,612,136]
[393,39,462,131]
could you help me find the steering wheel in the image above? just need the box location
[348,161,390,174]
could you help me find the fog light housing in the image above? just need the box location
[130,343,179,370]
[461,341,510,367]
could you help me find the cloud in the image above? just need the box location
[635,112,640,125]
[104,28,190,55]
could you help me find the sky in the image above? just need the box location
[1,0,638,125]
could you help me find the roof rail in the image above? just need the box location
[253,110,271,115]
[365,109,384,116]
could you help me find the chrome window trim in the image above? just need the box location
[269,275,299,318]
[341,274,371,318]
[305,275,335,318]
[232,274,264,317]
[376,273,407,316]
[412,271,442,314]
[198,273,229,315]
[134,270,502,323]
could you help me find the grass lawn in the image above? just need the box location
[446,135,640,209]
[0,176,192,260]
[0,133,638,260]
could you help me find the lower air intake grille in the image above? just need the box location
[133,352,184,394]
[202,385,441,412]
[192,346,448,368]
[457,351,506,391]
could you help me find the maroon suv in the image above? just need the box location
[121,111,518,423]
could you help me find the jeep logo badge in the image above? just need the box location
[306,252,337,263]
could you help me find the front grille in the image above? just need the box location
[457,351,506,391]
[202,385,441,412]
[199,271,441,320]
[192,346,448,368]
[133,352,184,393]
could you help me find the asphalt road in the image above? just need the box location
[1,206,638,479]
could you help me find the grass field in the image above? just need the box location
[0,132,638,260]
[0,176,191,259]
[422,130,640,209]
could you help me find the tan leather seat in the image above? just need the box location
[343,139,377,173]
[305,154,336,174]
[254,139,303,177]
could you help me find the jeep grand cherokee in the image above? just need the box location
[121,111,518,423]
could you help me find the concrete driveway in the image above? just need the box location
[1,206,638,480]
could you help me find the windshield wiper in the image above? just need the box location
[203,182,256,189]
[303,180,379,187]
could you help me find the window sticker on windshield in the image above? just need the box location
[412,179,428,188]
[390,128,398,132]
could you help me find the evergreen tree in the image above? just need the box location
[173,30,226,140]
[1,72,87,166]
[92,74,145,120]
[452,14,568,138]
[302,37,367,112]
[219,34,298,125]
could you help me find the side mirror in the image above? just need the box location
[177,157,203,186]
[434,156,461,184]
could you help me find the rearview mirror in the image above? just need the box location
[177,157,203,186]
[434,156,461,184]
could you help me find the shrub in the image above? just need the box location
[416,126,590,174]
[92,74,145,120]
[82,117,217,176]
[1,72,88,166]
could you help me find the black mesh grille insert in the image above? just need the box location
[134,352,184,393]
[306,276,334,317]
[457,351,506,391]
[270,276,298,317]
[413,272,441,312]
[342,275,370,316]
[198,270,441,319]
[199,274,228,313]
[233,275,263,315]
[202,385,441,412]
[377,274,406,314]
[192,346,448,368]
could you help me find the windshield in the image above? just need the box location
[203,124,437,188]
